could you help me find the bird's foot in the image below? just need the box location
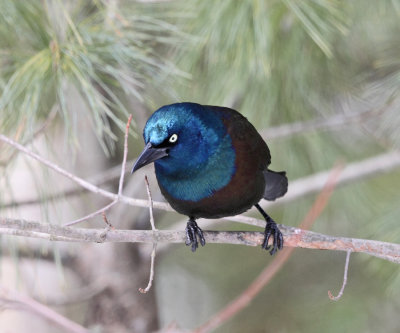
[185,219,206,252]
[255,204,284,255]
[262,219,284,255]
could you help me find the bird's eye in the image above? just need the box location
[169,134,178,143]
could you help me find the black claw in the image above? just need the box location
[264,221,283,255]
[255,204,284,256]
[278,231,284,249]
[262,229,271,250]
[185,218,206,252]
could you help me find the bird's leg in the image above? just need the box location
[185,217,206,252]
[254,203,284,255]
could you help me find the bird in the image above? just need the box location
[131,102,288,255]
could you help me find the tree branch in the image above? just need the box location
[0,218,398,264]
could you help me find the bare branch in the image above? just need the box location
[0,218,399,264]
[328,250,352,301]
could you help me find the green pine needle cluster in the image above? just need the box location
[0,0,184,152]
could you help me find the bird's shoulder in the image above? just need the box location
[204,105,254,139]
[204,105,271,167]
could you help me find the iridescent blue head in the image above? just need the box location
[131,102,236,201]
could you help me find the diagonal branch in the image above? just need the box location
[2,133,400,220]
[0,133,172,212]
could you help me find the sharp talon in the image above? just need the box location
[255,204,284,256]
[262,236,271,250]
[278,232,284,250]
[185,219,206,252]
[198,228,206,247]
[185,229,192,246]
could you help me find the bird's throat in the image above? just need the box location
[154,139,236,201]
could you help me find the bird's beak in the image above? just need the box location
[131,142,169,173]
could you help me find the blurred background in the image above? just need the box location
[1,0,400,332]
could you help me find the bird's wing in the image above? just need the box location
[207,106,272,167]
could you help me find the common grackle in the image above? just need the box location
[131,103,288,255]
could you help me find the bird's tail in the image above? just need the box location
[263,169,288,201]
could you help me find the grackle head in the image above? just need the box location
[131,102,234,178]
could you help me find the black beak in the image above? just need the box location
[131,142,169,173]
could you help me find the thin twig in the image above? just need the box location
[0,285,89,333]
[139,243,157,294]
[63,200,117,227]
[102,211,114,229]
[118,114,132,196]
[145,175,157,231]
[193,164,343,333]
[328,250,352,301]
[139,175,158,293]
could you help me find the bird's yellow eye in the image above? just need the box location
[169,134,178,143]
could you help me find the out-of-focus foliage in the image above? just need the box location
[168,0,351,125]
[0,0,183,152]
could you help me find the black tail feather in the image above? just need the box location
[263,169,288,201]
